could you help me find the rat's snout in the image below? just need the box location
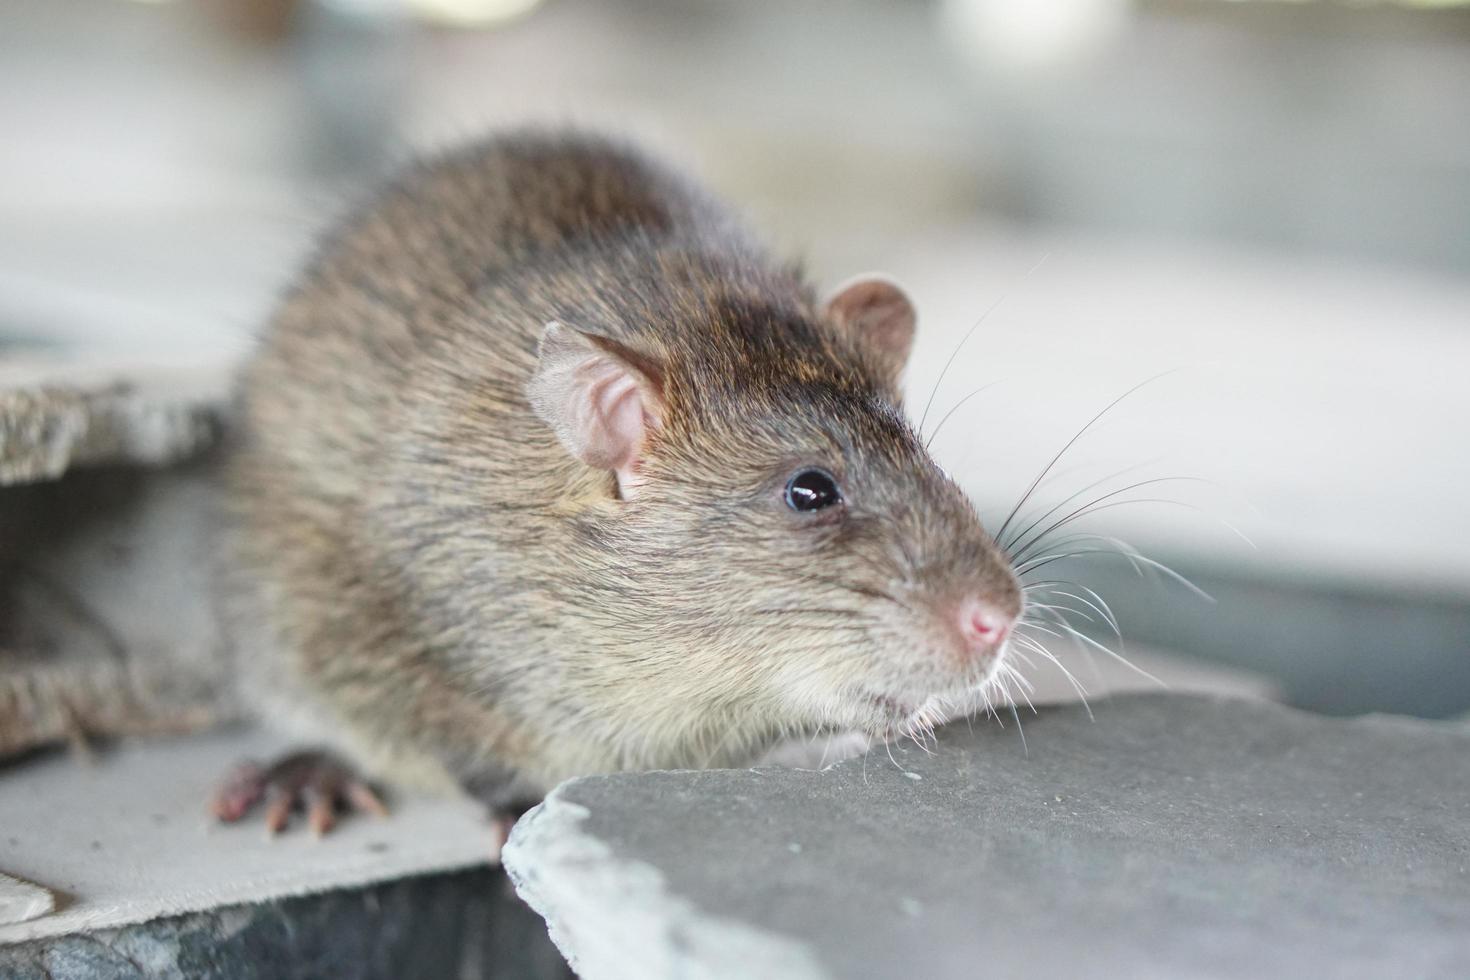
[954,596,1016,659]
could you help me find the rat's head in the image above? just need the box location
[527,262,1022,748]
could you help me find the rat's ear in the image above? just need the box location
[823,275,916,393]
[527,322,665,498]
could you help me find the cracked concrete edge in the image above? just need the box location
[0,360,232,486]
[504,781,825,980]
[0,875,55,928]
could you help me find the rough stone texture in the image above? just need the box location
[0,868,571,980]
[0,355,238,756]
[0,464,233,758]
[505,692,1470,980]
[0,357,230,487]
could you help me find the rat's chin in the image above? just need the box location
[856,666,1008,739]
[857,690,955,740]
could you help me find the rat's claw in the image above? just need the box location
[346,781,389,819]
[209,761,268,822]
[209,750,388,837]
[303,785,336,837]
[263,785,295,836]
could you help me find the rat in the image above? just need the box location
[6,130,1026,838]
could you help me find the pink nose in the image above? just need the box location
[957,598,1014,654]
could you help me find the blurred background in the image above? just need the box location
[3,0,1468,718]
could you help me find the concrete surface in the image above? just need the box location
[0,726,495,945]
[505,692,1470,980]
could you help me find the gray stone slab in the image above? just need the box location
[0,357,230,486]
[504,693,1470,980]
[0,868,571,980]
[0,356,236,759]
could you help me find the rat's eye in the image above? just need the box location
[785,468,842,512]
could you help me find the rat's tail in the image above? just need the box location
[0,653,232,761]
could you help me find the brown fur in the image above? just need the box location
[223,130,1021,808]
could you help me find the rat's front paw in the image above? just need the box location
[209,749,388,837]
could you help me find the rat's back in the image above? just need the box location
[237,131,727,500]
[303,132,724,315]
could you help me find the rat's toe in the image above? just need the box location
[209,749,388,837]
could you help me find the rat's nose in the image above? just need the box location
[956,598,1015,656]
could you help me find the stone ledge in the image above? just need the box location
[0,727,496,946]
[504,692,1470,979]
[0,357,230,487]
[0,868,569,980]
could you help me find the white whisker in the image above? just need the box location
[918,252,1050,435]
[1013,631,1094,719]
[993,370,1183,546]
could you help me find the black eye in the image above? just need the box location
[785,468,842,512]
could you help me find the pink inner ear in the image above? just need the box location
[588,372,645,469]
[528,322,665,499]
[577,360,657,496]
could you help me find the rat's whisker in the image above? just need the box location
[1012,631,1093,717]
[924,379,1006,451]
[1041,589,1121,637]
[1013,453,1172,520]
[1023,579,1124,641]
[1025,599,1098,627]
[1025,587,1120,637]
[1014,494,1256,565]
[1017,538,1160,576]
[1000,462,1171,552]
[1008,476,1213,561]
[1034,615,1165,688]
[884,738,905,772]
[996,660,1036,700]
[1045,581,1121,631]
[1025,548,1214,604]
[993,370,1183,547]
[1008,702,1028,755]
[1022,536,1148,578]
[817,733,837,770]
[1003,455,1251,555]
[1016,619,1065,641]
[1007,644,1038,671]
[1015,550,1100,575]
[917,252,1050,435]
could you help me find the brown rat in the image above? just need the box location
[221,130,1024,830]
